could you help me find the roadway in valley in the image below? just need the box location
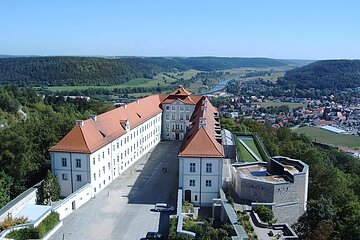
[50,141,180,240]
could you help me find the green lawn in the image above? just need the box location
[256,101,306,109]
[235,137,257,162]
[294,126,360,150]
[243,139,264,161]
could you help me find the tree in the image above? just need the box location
[293,197,337,240]
[0,171,12,208]
[38,170,61,205]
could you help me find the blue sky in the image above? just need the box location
[0,0,359,59]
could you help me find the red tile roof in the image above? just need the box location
[178,97,224,158]
[50,86,224,158]
[50,95,163,154]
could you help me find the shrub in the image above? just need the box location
[254,205,274,223]
[6,227,38,240]
[5,212,59,240]
[37,212,59,238]
[0,215,29,231]
[226,196,234,207]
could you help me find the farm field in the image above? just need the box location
[39,78,166,92]
[36,67,290,96]
[294,126,360,150]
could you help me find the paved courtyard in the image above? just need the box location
[50,141,180,240]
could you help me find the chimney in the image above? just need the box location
[75,120,84,127]
[89,115,97,122]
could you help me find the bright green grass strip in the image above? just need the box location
[235,137,257,162]
[243,139,264,161]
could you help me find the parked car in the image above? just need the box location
[145,231,163,239]
[152,203,175,213]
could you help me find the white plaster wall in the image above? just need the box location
[162,102,194,140]
[180,157,223,206]
[53,184,92,221]
[52,112,162,197]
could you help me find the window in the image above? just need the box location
[93,173,96,181]
[186,106,190,111]
[166,106,170,110]
[194,195,198,201]
[76,175,82,182]
[108,148,110,155]
[108,162,110,169]
[98,154,100,162]
[93,158,95,165]
[180,114,184,120]
[166,114,169,120]
[190,163,195,172]
[103,166,105,173]
[61,158,67,167]
[180,106,184,111]
[206,180,212,187]
[171,114,175,120]
[172,106,175,110]
[102,152,105,158]
[189,180,195,186]
[76,159,81,168]
[62,174,68,181]
[206,163,212,173]
[186,114,190,120]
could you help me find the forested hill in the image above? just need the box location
[279,59,360,90]
[0,56,289,86]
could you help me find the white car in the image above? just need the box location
[153,203,175,213]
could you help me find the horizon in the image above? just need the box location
[3,54,358,61]
[1,1,360,59]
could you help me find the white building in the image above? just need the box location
[178,98,225,206]
[50,95,163,197]
[50,86,224,206]
[161,87,201,141]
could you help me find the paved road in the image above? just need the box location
[50,141,180,240]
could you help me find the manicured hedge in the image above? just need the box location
[6,212,59,240]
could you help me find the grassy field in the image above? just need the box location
[243,139,264,161]
[36,66,291,94]
[256,101,306,109]
[294,126,360,150]
[235,137,257,162]
[39,78,167,92]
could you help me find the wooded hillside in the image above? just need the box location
[279,60,360,90]
[0,57,289,86]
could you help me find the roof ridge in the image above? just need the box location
[200,126,223,156]
[77,125,91,153]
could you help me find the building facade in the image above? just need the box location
[232,157,309,224]
[178,98,225,206]
[50,95,163,197]
[50,86,225,203]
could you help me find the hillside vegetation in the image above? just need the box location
[279,60,360,90]
[222,118,360,239]
[0,57,288,87]
[0,86,113,208]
